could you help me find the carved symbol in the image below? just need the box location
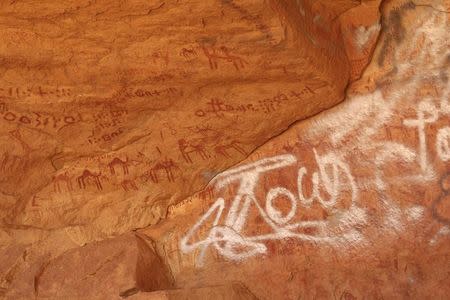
[77,169,103,191]
[4,112,16,121]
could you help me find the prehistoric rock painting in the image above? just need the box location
[52,171,73,193]
[201,45,248,71]
[77,169,104,191]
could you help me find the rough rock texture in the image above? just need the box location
[0,0,380,240]
[1,0,449,299]
[128,284,258,300]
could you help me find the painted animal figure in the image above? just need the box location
[77,169,103,191]
[178,139,209,163]
[149,158,179,183]
[108,157,130,175]
[201,46,247,71]
[121,179,138,192]
[214,140,247,158]
[53,171,73,193]
[180,47,197,59]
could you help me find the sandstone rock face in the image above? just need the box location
[0,0,378,241]
[1,0,449,299]
[128,284,258,300]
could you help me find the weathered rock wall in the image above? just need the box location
[1,0,449,299]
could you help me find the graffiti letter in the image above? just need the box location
[403,100,438,172]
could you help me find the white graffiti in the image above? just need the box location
[403,100,439,173]
[180,6,450,265]
[180,93,450,265]
[180,151,366,266]
[429,226,450,245]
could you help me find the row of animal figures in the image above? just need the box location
[52,156,179,193]
[51,137,248,193]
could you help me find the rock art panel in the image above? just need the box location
[0,0,378,244]
[139,1,450,299]
[2,0,449,299]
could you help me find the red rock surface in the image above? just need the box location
[1,0,449,299]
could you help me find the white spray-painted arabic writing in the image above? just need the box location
[180,151,366,265]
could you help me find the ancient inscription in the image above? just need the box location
[0,86,72,99]
[0,102,82,132]
[194,87,319,117]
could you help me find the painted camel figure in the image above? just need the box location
[108,157,131,175]
[77,169,103,191]
[121,179,138,192]
[178,139,209,163]
[201,46,247,71]
[53,171,73,193]
[149,158,179,183]
[214,140,247,158]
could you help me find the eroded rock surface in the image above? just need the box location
[0,0,379,241]
[1,0,449,299]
